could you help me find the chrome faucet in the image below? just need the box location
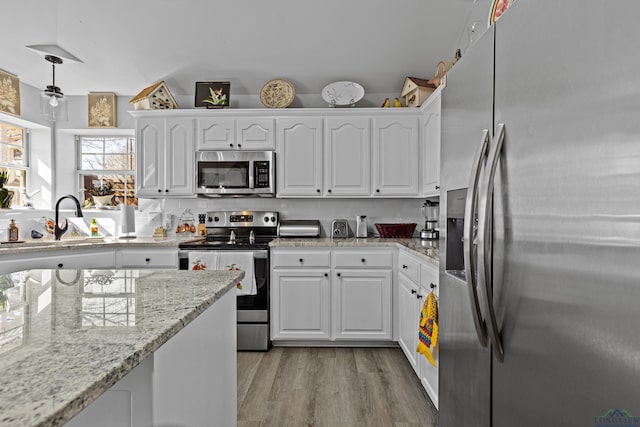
[54,194,84,240]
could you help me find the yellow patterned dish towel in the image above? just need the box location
[417,290,439,367]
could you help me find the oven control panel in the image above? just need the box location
[207,211,279,227]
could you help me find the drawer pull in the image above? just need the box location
[229,143,234,148]
[238,144,242,148]
[145,258,151,262]
[57,263,63,268]
[324,273,328,277]
[430,283,437,289]
[417,294,423,300]
[402,264,408,269]
[337,273,341,277]
[411,289,417,295]
[299,258,304,263]
[361,258,366,263]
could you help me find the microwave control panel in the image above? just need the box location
[254,161,270,188]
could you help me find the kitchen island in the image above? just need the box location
[0,268,243,427]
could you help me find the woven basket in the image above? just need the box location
[375,223,416,238]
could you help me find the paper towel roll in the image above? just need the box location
[120,204,136,235]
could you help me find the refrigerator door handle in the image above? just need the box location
[478,123,506,362]
[463,128,490,347]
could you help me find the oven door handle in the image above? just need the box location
[178,249,268,259]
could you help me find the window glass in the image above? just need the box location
[77,136,136,207]
[0,122,28,207]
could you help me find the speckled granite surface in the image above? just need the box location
[269,237,439,266]
[0,268,242,427]
[0,236,202,256]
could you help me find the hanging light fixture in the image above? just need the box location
[40,54,68,121]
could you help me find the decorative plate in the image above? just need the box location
[321,81,365,107]
[259,79,295,108]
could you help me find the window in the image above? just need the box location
[77,135,137,207]
[0,122,28,207]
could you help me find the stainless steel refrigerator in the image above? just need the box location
[439,1,640,426]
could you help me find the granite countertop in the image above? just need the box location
[0,236,203,256]
[269,237,439,265]
[0,268,242,427]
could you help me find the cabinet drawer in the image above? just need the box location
[332,250,393,268]
[398,251,420,283]
[118,249,178,268]
[420,262,438,290]
[271,250,330,268]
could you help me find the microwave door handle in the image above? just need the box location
[464,129,490,347]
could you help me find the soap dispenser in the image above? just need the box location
[8,219,18,242]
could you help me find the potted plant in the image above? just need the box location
[0,169,14,209]
[87,181,114,207]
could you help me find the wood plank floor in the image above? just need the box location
[238,347,438,427]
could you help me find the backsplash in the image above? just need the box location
[0,197,436,240]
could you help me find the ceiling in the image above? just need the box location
[2,0,473,98]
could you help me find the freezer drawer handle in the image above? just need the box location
[463,128,491,347]
[478,123,506,362]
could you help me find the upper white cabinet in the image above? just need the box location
[421,90,442,197]
[137,117,195,197]
[324,117,371,196]
[277,117,324,196]
[196,117,275,150]
[373,117,420,196]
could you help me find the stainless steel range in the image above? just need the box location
[178,210,279,351]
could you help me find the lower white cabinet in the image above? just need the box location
[333,269,392,340]
[271,269,331,340]
[271,247,393,342]
[398,248,439,409]
[116,248,178,269]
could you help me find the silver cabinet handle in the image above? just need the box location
[478,123,505,362]
[463,128,490,347]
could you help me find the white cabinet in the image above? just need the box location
[397,248,439,408]
[324,117,371,196]
[333,268,392,340]
[271,249,331,340]
[271,247,393,342]
[196,117,275,150]
[372,117,420,196]
[0,248,116,274]
[116,248,178,269]
[277,117,323,196]
[271,269,331,340]
[421,90,441,196]
[136,117,195,197]
[398,273,422,374]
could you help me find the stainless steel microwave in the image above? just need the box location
[196,151,275,196]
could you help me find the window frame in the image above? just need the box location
[0,122,30,208]
[76,135,136,206]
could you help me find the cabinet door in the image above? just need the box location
[332,269,392,340]
[324,117,371,196]
[422,93,441,196]
[271,269,331,340]
[398,274,420,375]
[196,118,236,150]
[165,118,195,196]
[136,118,165,197]
[418,273,439,408]
[277,118,323,196]
[237,118,275,150]
[373,117,419,196]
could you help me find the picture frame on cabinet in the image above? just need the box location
[88,92,117,128]
[0,69,20,116]
[195,81,230,108]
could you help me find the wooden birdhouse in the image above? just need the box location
[129,81,178,110]
[400,77,437,108]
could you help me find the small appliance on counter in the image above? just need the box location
[278,220,320,237]
[331,219,349,238]
[420,200,439,240]
[356,215,368,238]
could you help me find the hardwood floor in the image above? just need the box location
[238,347,438,427]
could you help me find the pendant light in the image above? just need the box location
[40,54,68,121]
